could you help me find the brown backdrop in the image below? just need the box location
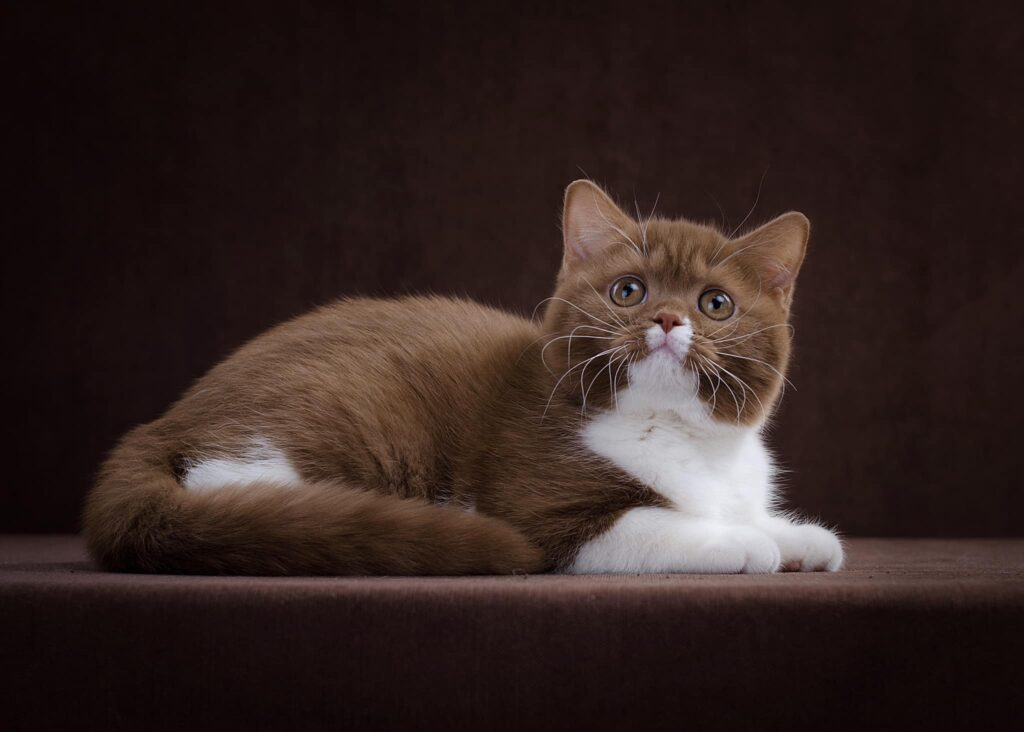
[4,1,1022,536]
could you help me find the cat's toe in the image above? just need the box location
[696,541,747,573]
[733,527,782,574]
[787,525,843,572]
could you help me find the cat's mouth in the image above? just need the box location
[644,322,693,363]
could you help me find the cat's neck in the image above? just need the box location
[606,382,762,445]
[515,340,764,444]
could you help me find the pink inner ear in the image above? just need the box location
[764,259,794,290]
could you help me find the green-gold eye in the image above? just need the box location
[698,289,735,320]
[609,276,647,307]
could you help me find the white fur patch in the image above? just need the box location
[182,438,301,491]
[569,338,843,574]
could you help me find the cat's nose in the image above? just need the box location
[653,311,684,334]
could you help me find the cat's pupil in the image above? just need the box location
[623,284,636,298]
[711,296,723,309]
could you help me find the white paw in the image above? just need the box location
[698,527,781,574]
[778,524,844,572]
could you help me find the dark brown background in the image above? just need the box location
[4,1,1022,536]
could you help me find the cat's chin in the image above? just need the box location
[621,351,710,420]
[637,347,689,375]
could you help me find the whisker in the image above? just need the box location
[584,351,626,417]
[714,238,775,269]
[711,357,767,421]
[699,361,719,414]
[706,168,770,267]
[579,346,627,418]
[532,296,620,331]
[520,325,614,372]
[704,281,764,340]
[539,333,616,371]
[692,360,716,411]
[582,277,628,329]
[717,350,796,392]
[633,192,660,257]
[711,323,794,345]
[727,166,769,241]
[542,345,625,421]
[697,354,742,423]
[611,351,631,412]
[592,200,642,256]
[707,191,727,231]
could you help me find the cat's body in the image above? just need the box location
[85,181,843,575]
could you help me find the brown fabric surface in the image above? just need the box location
[3,2,1023,537]
[2,536,1022,730]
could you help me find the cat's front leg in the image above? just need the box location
[569,507,782,574]
[753,515,844,572]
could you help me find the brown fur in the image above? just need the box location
[84,181,808,575]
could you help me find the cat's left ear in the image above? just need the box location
[561,180,637,271]
[729,212,810,306]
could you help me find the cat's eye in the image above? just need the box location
[698,289,735,320]
[609,276,647,307]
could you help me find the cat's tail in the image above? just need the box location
[83,425,547,576]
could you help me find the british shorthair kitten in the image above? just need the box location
[85,180,843,575]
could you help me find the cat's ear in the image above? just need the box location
[729,212,810,305]
[561,180,636,270]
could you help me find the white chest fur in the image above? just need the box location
[582,406,774,521]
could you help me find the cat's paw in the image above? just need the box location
[699,527,781,574]
[776,524,844,572]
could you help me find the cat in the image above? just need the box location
[84,180,843,575]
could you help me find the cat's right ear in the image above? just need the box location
[561,180,635,271]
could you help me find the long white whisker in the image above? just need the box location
[579,346,627,418]
[532,296,619,331]
[592,201,642,256]
[712,323,794,345]
[714,238,775,269]
[727,166,769,240]
[542,345,624,421]
[712,358,766,421]
[611,353,627,412]
[540,335,615,369]
[583,351,624,418]
[704,281,764,340]
[717,351,796,392]
[582,277,628,329]
[699,361,719,415]
[707,168,770,266]
[605,352,629,413]
[697,354,741,423]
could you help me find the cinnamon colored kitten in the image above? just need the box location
[85,181,843,575]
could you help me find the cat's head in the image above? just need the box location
[541,180,809,426]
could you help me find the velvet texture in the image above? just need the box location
[2,536,1023,730]
[4,1,1022,536]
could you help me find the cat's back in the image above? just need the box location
[168,295,540,435]
[258,295,538,371]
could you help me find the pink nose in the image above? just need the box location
[653,311,684,334]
